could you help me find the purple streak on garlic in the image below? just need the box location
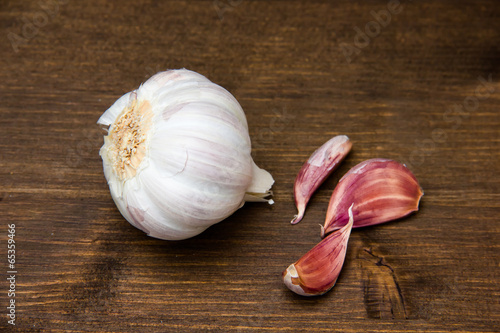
[291,135,352,224]
[322,158,423,237]
[97,69,274,240]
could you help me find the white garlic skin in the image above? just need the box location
[98,69,274,240]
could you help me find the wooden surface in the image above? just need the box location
[1,0,499,332]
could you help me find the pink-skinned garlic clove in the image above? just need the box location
[283,205,354,296]
[321,158,423,237]
[291,135,352,224]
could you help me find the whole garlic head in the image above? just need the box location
[97,69,274,240]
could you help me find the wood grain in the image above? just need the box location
[1,0,499,332]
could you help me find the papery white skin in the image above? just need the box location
[98,69,274,240]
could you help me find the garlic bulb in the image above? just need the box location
[97,69,274,240]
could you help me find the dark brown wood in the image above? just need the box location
[1,0,499,331]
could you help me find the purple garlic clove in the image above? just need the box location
[291,135,352,224]
[283,205,354,296]
[322,158,423,237]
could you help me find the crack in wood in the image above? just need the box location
[360,248,408,320]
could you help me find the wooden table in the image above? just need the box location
[1,1,499,332]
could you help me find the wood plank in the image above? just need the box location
[0,0,499,331]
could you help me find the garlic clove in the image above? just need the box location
[291,135,352,224]
[322,158,423,237]
[283,205,354,296]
